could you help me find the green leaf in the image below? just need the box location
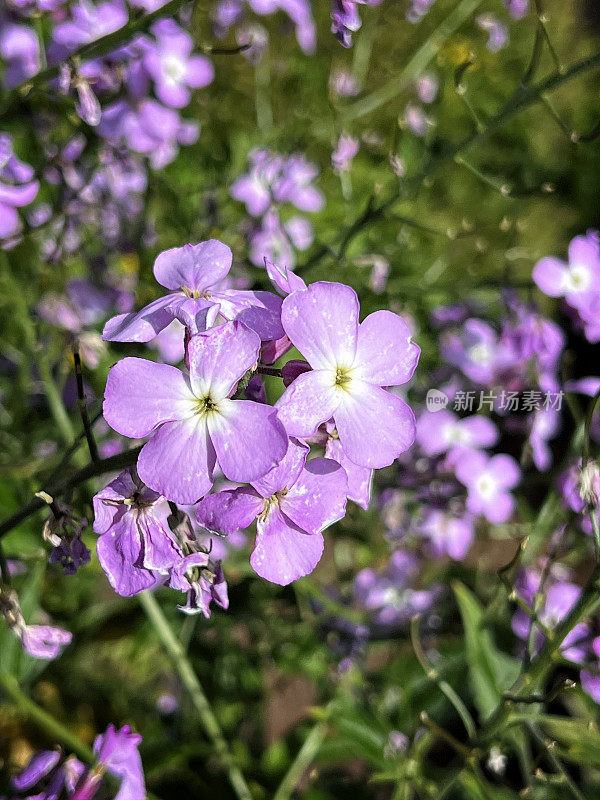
[453,582,520,720]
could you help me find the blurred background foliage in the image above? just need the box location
[2,0,600,798]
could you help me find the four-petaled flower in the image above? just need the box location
[276,281,420,469]
[103,321,288,503]
[196,438,347,585]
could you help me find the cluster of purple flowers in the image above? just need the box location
[9,724,145,800]
[231,149,325,267]
[96,238,420,594]
[1,3,210,171]
[211,0,316,55]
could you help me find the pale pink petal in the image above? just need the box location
[153,240,233,292]
[282,457,347,533]
[187,321,261,399]
[196,488,263,534]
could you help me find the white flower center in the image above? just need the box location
[468,343,492,365]
[564,263,592,293]
[475,472,498,501]
[162,54,186,85]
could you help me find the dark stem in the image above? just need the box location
[0,446,142,541]
[257,365,283,378]
[0,542,11,585]
[73,349,99,463]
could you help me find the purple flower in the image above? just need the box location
[512,568,588,663]
[11,750,85,800]
[403,102,429,137]
[168,552,229,616]
[503,0,529,19]
[329,67,361,96]
[21,625,73,659]
[103,321,288,504]
[89,724,145,800]
[1,587,72,660]
[98,99,199,169]
[93,468,182,596]
[354,551,437,628]
[276,282,420,469]
[143,19,214,108]
[415,72,439,104]
[11,725,144,800]
[406,0,436,23]
[197,438,347,584]
[533,231,600,334]
[416,409,498,459]
[416,508,474,560]
[455,450,520,523]
[0,23,40,87]
[0,132,39,240]
[441,318,514,386]
[231,149,324,216]
[331,134,359,173]
[51,0,128,52]
[103,240,283,343]
[476,14,509,52]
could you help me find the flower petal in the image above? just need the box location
[334,382,416,468]
[275,370,340,437]
[532,256,568,297]
[196,487,263,534]
[326,437,373,510]
[153,240,232,292]
[187,321,261,399]
[251,437,308,497]
[251,508,324,585]
[103,357,192,438]
[354,310,420,386]
[213,290,284,341]
[281,281,359,369]
[96,513,158,597]
[282,457,347,533]
[137,417,216,503]
[102,294,177,343]
[208,399,287,483]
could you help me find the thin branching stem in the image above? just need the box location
[139,591,253,800]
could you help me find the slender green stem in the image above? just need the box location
[0,446,142,541]
[2,255,74,446]
[525,721,585,800]
[272,718,327,800]
[344,0,487,120]
[410,616,476,740]
[303,47,600,268]
[0,671,95,763]
[138,591,253,800]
